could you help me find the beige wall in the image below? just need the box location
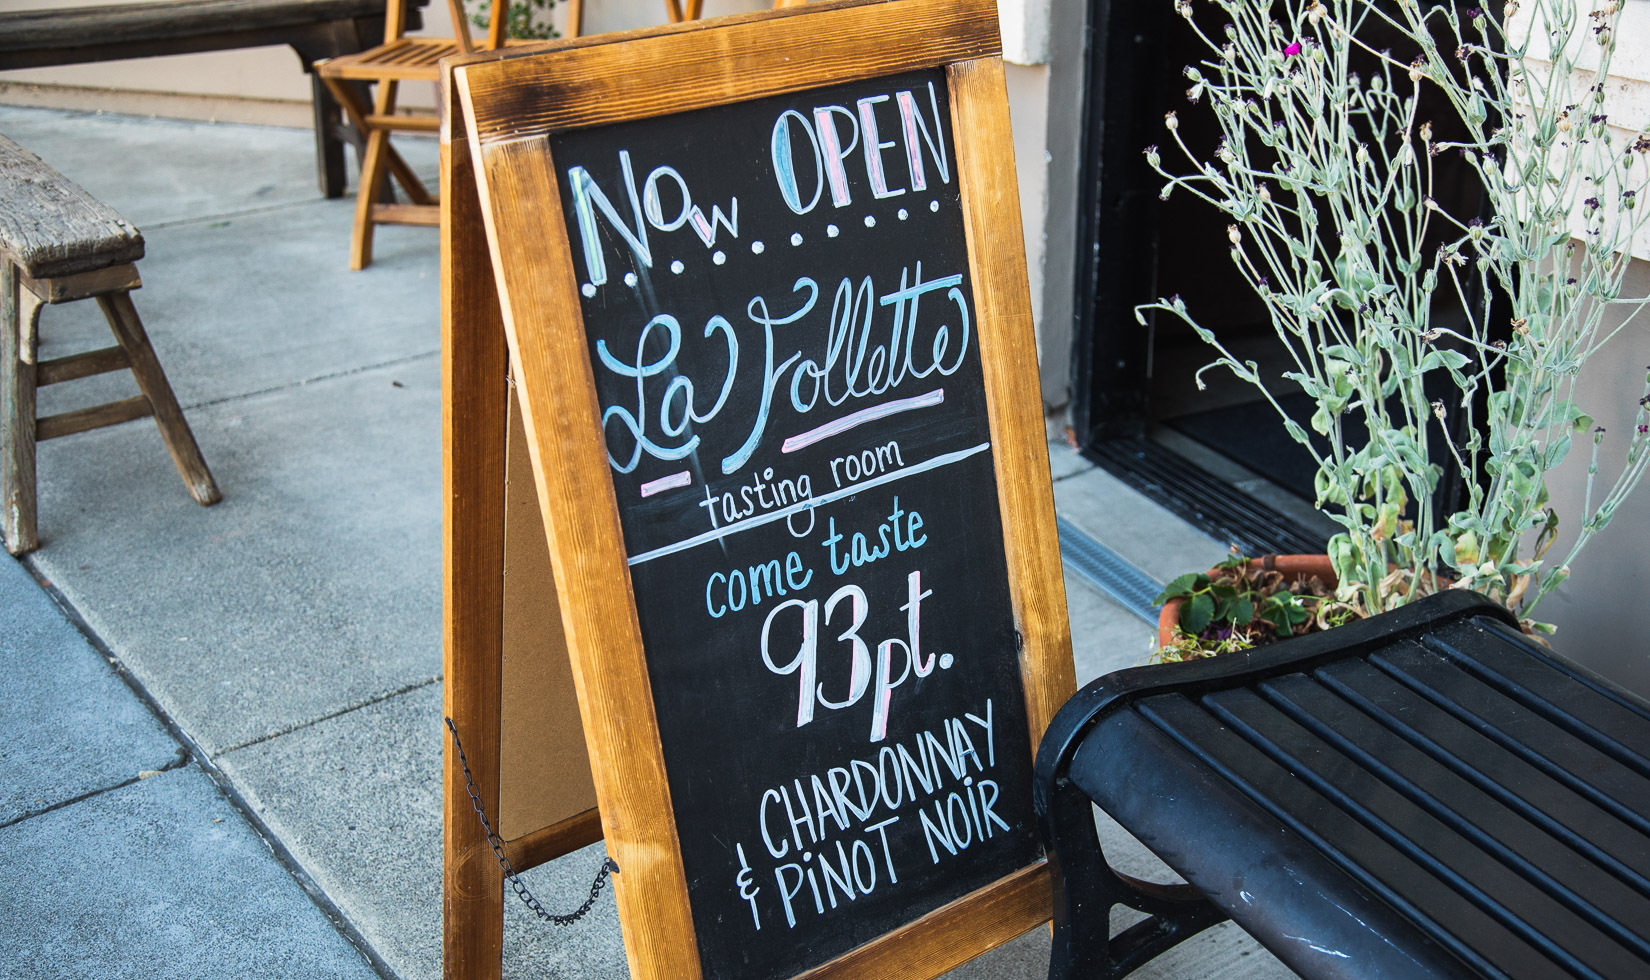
[1004,62,1047,339]
[0,0,769,118]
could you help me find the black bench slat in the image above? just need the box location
[1319,657,1650,895]
[0,0,388,53]
[1253,673,1650,958]
[1164,690,1648,980]
[1375,647,1650,831]
[1422,620,1650,777]
[1072,708,1501,979]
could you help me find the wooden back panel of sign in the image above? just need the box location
[449,1,1075,977]
[500,393,601,840]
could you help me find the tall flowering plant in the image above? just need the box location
[1142,0,1650,633]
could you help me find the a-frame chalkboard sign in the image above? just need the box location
[441,1,1076,977]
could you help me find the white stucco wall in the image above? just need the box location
[1502,1,1650,690]
[1534,258,1650,690]
[1510,0,1650,261]
[996,0,1048,67]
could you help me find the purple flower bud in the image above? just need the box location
[1284,41,1302,56]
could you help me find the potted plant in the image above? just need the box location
[1141,0,1650,657]
[467,0,559,40]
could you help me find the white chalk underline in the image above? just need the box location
[626,441,992,566]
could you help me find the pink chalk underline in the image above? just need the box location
[781,389,945,454]
[640,470,692,497]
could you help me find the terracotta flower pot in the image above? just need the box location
[1156,554,1337,649]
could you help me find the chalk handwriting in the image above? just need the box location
[736,701,1004,930]
[760,569,936,740]
[569,150,739,286]
[595,267,969,476]
[771,81,951,214]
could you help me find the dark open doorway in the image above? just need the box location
[1069,0,1488,556]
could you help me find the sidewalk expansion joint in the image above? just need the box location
[142,171,437,233]
[19,556,408,980]
[217,673,443,756]
[181,349,440,412]
[0,747,188,831]
[142,194,338,231]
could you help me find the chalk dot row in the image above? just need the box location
[577,199,947,296]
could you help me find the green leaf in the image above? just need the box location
[1543,434,1571,469]
[1259,594,1309,636]
[1311,404,1337,436]
[1229,597,1255,625]
[1153,573,1208,605]
[1181,593,1215,635]
[1417,350,1470,373]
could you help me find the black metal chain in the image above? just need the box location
[445,717,618,925]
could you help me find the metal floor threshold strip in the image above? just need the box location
[1084,438,1328,558]
[1056,516,1163,626]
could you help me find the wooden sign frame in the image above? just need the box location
[442,1,1075,977]
[441,63,610,980]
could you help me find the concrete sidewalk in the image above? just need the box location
[0,107,1291,979]
[0,551,381,978]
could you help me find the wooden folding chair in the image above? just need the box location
[318,0,582,270]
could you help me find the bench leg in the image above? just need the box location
[95,291,221,508]
[312,73,348,200]
[1043,776,1229,979]
[1038,715,1231,980]
[1,263,39,555]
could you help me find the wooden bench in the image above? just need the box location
[1034,590,1650,978]
[0,0,428,198]
[0,134,219,556]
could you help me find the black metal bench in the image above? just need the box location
[1034,590,1650,978]
[0,0,427,198]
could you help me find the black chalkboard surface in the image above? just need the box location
[553,67,1040,980]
